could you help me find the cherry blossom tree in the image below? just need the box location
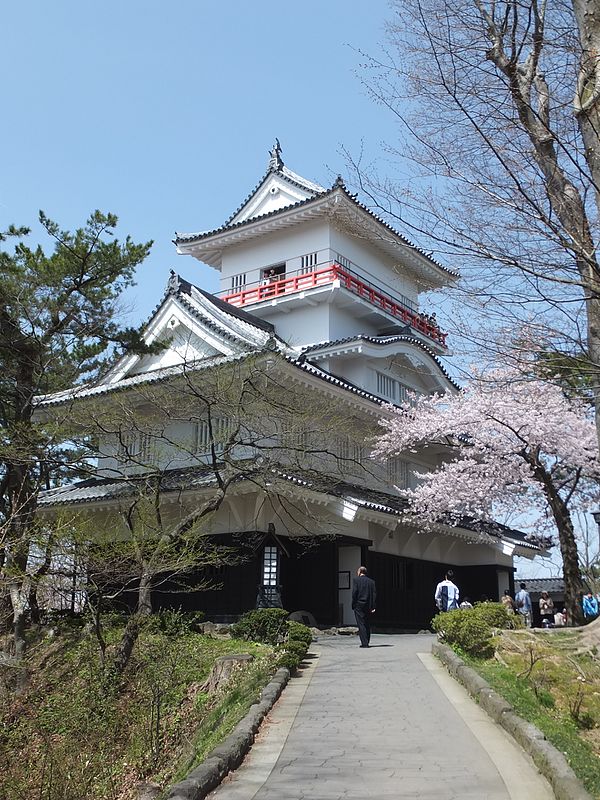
[374,369,600,625]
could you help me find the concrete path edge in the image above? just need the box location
[165,666,290,800]
[432,642,594,800]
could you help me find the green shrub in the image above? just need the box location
[284,640,309,660]
[144,609,205,636]
[230,609,290,645]
[472,602,521,630]
[432,603,517,658]
[287,620,312,648]
[275,651,301,671]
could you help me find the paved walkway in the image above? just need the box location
[210,634,554,800]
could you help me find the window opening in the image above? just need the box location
[375,371,414,404]
[194,418,233,456]
[230,272,246,290]
[261,263,286,284]
[300,252,319,273]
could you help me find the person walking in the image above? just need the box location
[351,566,376,648]
[434,569,459,612]
[515,582,533,627]
[539,591,554,626]
[501,589,515,614]
[583,591,599,620]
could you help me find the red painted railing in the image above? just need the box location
[222,263,447,347]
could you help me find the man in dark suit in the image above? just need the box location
[351,565,376,648]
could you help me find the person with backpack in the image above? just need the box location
[515,582,532,627]
[434,570,460,612]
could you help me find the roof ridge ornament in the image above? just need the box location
[167,269,180,293]
[333,174,346,188]
[268,138,284,172]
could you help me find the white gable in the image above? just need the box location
[128,321,221,376]
[229,171,319,226]
[107,294,241,384]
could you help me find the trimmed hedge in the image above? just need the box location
[431,602,521,658]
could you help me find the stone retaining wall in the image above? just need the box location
[432,642,593,800]
[165,667,289,800]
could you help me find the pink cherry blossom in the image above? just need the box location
[374,367,600,538]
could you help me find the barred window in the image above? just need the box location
[387,457,409,488]
[116,431,156,464]
[194,418,233,456]
[230,272,246,290]
[338,435,366,466]
[375,371,413,404]
[334,252,351,269]
[300,252,319,272]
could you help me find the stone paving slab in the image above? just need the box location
[210,634,554,800]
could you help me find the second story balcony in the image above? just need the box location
[219,259,447,348]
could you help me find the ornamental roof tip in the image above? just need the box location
[268,138,284,171]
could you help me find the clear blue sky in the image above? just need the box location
[3,0,395,320]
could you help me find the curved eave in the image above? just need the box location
[175,189,458,288]
[301,335,461,392]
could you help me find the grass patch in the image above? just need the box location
[0,623,275,800]
[455,629,600,799]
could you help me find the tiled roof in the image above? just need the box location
[289,358,387,406]
[35,273,286,409]
[175,182,458,279]
[35,352,250,407]
[38,467,222,506]
[37,465,539,551]
[222,164,326,227]
[301,335,461,391]
[514,577,565,594]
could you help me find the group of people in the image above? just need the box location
[500,583,559,628]
[350,567,599,645]
[417,311,438,330]
[434,576,566,628]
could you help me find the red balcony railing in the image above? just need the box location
[221,263,447,347]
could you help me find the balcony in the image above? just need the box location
[220,262,447,347]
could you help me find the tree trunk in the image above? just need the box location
[572,0,600,210]
[530,457,586,625]
[113,567,153,675]
[200,654,254,694]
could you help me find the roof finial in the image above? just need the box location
[268,138,284,171]
[167,269,180,293]
[333,174,346,189]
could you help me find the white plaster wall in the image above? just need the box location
[369,521,514,568]
[221,221,331,290]
[330,228,419,307]
[328,305,380,341]
[129,329,219,375]
[268,303,333,348]
[328,356,371,391]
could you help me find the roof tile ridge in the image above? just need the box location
[174,188,336,244]
[186,282,276,335]
[299,334,461,391]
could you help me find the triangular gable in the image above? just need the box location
[228,171,319,226]
[226,141,325,226]
[104,273,278,385]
